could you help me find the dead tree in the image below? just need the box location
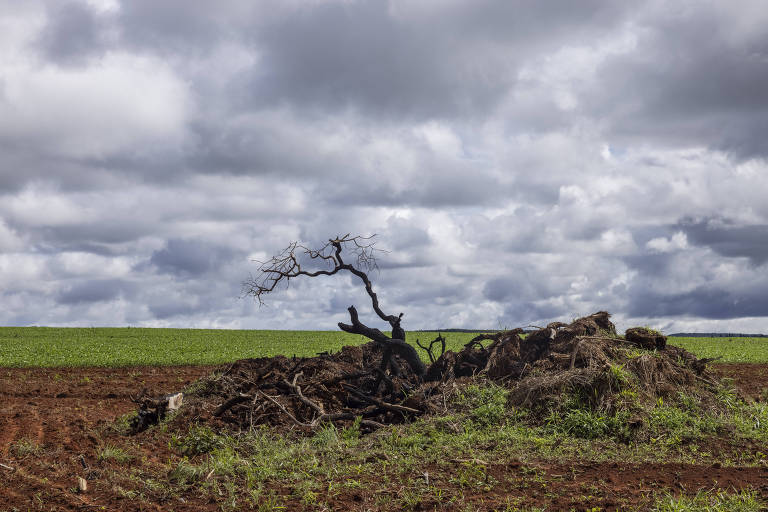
[242,234,426,378]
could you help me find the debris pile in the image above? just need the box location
[132,312,723,434]
[164,341,435,434]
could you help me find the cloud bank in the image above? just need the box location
[1,0,767,334]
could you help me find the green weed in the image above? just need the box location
[454,382,509,426]
[10,438,43,458]
[98,444,133,463]
[652,488,763,511]
[171,425,225,456]
[168,459,205,485]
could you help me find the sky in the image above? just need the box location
[1,0,767,334]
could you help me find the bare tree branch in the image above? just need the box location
[243,234,425,378]
[243,235,394,320]
[415,333,446,364]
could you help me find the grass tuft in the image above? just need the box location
[652,489,762,512]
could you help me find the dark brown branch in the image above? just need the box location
[338,306,425,377]
[341,384,421,415]
[213,393,252,417]
[338,305,391,344]
[242,235,382,305]
[416,333,446,363]
[242,234,407,334]
[282,373,325,416]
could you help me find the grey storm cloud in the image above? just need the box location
[36,1,107,65]
[589,2,768,159]
[56,278,134,305]
[112,0,630,119]
[679,217,768,266]
[627,285,768,320]
[148,300,207,320]
[247,1,510,120]
[149,239,241,277]
[1,0,768,332]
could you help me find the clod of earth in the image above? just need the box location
[130,312,723,434]
[625,327,667,350]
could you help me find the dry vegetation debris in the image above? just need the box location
[133,312,724,435]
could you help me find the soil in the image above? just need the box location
[713,363,768,400]
[2,363,767,511]
[0,366,216,511]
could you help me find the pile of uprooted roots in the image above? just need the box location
[131,312,723,434]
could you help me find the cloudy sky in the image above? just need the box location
[1,0,767,334]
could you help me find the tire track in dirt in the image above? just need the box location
[0,413,19,458]
[0,404,44,457]
[28,405,45,447]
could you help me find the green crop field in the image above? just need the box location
[671,337,768,363]
[0,327,479,367]
[0,327,766,367]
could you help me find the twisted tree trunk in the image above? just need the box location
[338,306,425,377]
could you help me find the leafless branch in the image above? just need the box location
[242,234,397,324]
[415,333,446,363]
[243,233,424,378]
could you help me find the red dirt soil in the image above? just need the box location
[0,366,216,511]
[713,363,768,400]
[1,364,767,511]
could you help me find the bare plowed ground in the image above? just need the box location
[0,366,216,511]
[1,364,767,511]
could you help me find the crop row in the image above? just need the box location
[0,327,766,367]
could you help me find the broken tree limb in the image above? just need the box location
[282,373,325,416]
[341,384,421,415]
[372,366,395,395]
[360,419,386,430]
[338,306,425,377]
[213,393,253,417]
[258,391,308,427]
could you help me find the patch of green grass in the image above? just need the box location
[543,391,634,441]
[0,327,480,367]
[171,425,225,456]
[109,411,138,435]
[9,438,44,458]
[647,402,719,446]
[168,458,206,486]
[98,444,133,464]
[670,337,768,363]
[652,489,763,511]
[453,382,509,426]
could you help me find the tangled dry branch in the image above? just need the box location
[242,234,422,377]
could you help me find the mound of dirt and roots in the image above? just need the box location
[132,312,725,436]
